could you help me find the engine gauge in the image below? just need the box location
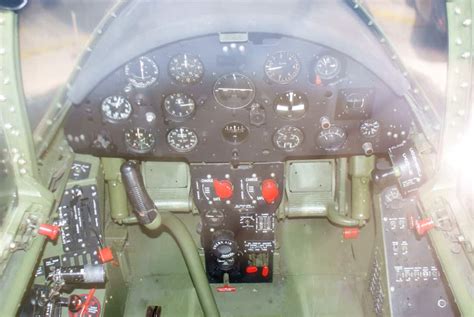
[168,53,204,84]
[124,56,158,88]
[274,91,308,120]
[360,119,380,138]
[273,126,304,152]
[124,127,155,153]
[163,93,196,121]
[315,55,341,80]
[222,122,249,144]
[317,126,347,151]
[101,95,132,122]
[213,73,255,109]
[264,51,300,84]
[167,127,198,152]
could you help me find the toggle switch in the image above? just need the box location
[38,224,60,241]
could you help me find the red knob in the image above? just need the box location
[98,247,114,264]
[38,224,60,241]
[261,265,270,278]
[342,227,360,240]
[415,218,434,236]
[245,266,258,274]
[213,179,233,200]
[261,179,279,204]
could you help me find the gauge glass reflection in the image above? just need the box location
[124,56,158,88]
[163,93,196,121]
[274,91,308,120]
[124,127,155,153]
[168,53,204,84]
[264,51,301,84]
[213,73,255,109]
[167,127,198,152]
[101,95,132,122]
[273,126,304,152]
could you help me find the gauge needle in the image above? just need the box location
[184,54,188,68]
[179,103,194,107]
[266,66,283,71]
[215,88,253,92]
[140,59,145,79]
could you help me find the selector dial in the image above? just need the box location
[211,230,237,271]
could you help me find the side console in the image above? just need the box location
[191,163,284,283]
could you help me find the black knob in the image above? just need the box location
[211,230,237,271]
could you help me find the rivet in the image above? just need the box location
[3,77,9,85]
[457,109,465,116]
[97,29,103,34]
[463,19,472,27]
[18,158,26,165]
[380,38,386,43]
[461,52,471,59]
[111,12,117,18]
[0,48,5,55]
[4,123,12,130]
[455,38,462,45]
[46,120,53,126]
[0,18,4,25]
[368,20,373,26]
[57,103,62,108]
[454,7,461,15]
[460,82,468,88]
[19,168,27,175]
[76,65,82,70]
[413,88,419,94]
[0,95,6,102]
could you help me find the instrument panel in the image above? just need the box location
[65,33,412,162]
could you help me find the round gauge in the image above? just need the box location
[168,53,204,84]
[163,93,196,121]
[124,56,158,88]
[222,122,249,144]
[124,127,155,153]
[204,209,225,227]
[167,127,198,152]
[101,95,132,122]
[360,119,380,138]
[264,51,301,84]
[317,126,347,151]
[213,73,255,109]
[315,55,341,80]
[274,91,308,120]
[273,126,304,152]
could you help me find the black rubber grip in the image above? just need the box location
[121,161,157,225]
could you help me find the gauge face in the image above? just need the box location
[213,73,255,109]
[168,53,204,84]
[101,95,132,122]
[124,56,158,88]
[273,126,304,152]
[222,122,249,144]
[360,119,380,138]
[167,127,198,152]
[264,51,300,84]
[317,126,347,151]
[124,128,155,153]
[274,91,308,120]
[345,92,370,111]
[204,209,225,227]
[315,55,341,80]
[163,93,196,121]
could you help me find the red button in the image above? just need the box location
[98,247,114,264]
[261,179,279,204]
[261,265,270,278]
[246,266,258,274]
[216,285,237,292]
[38,224,60,241]
[213,179,233,200]
[415,218,434,236]
[342,227,360,240]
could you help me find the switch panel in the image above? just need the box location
[191,162,284,283]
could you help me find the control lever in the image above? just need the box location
[120,161,161,230]
[372,140,425,196]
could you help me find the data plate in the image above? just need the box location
[380,186,459,317]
